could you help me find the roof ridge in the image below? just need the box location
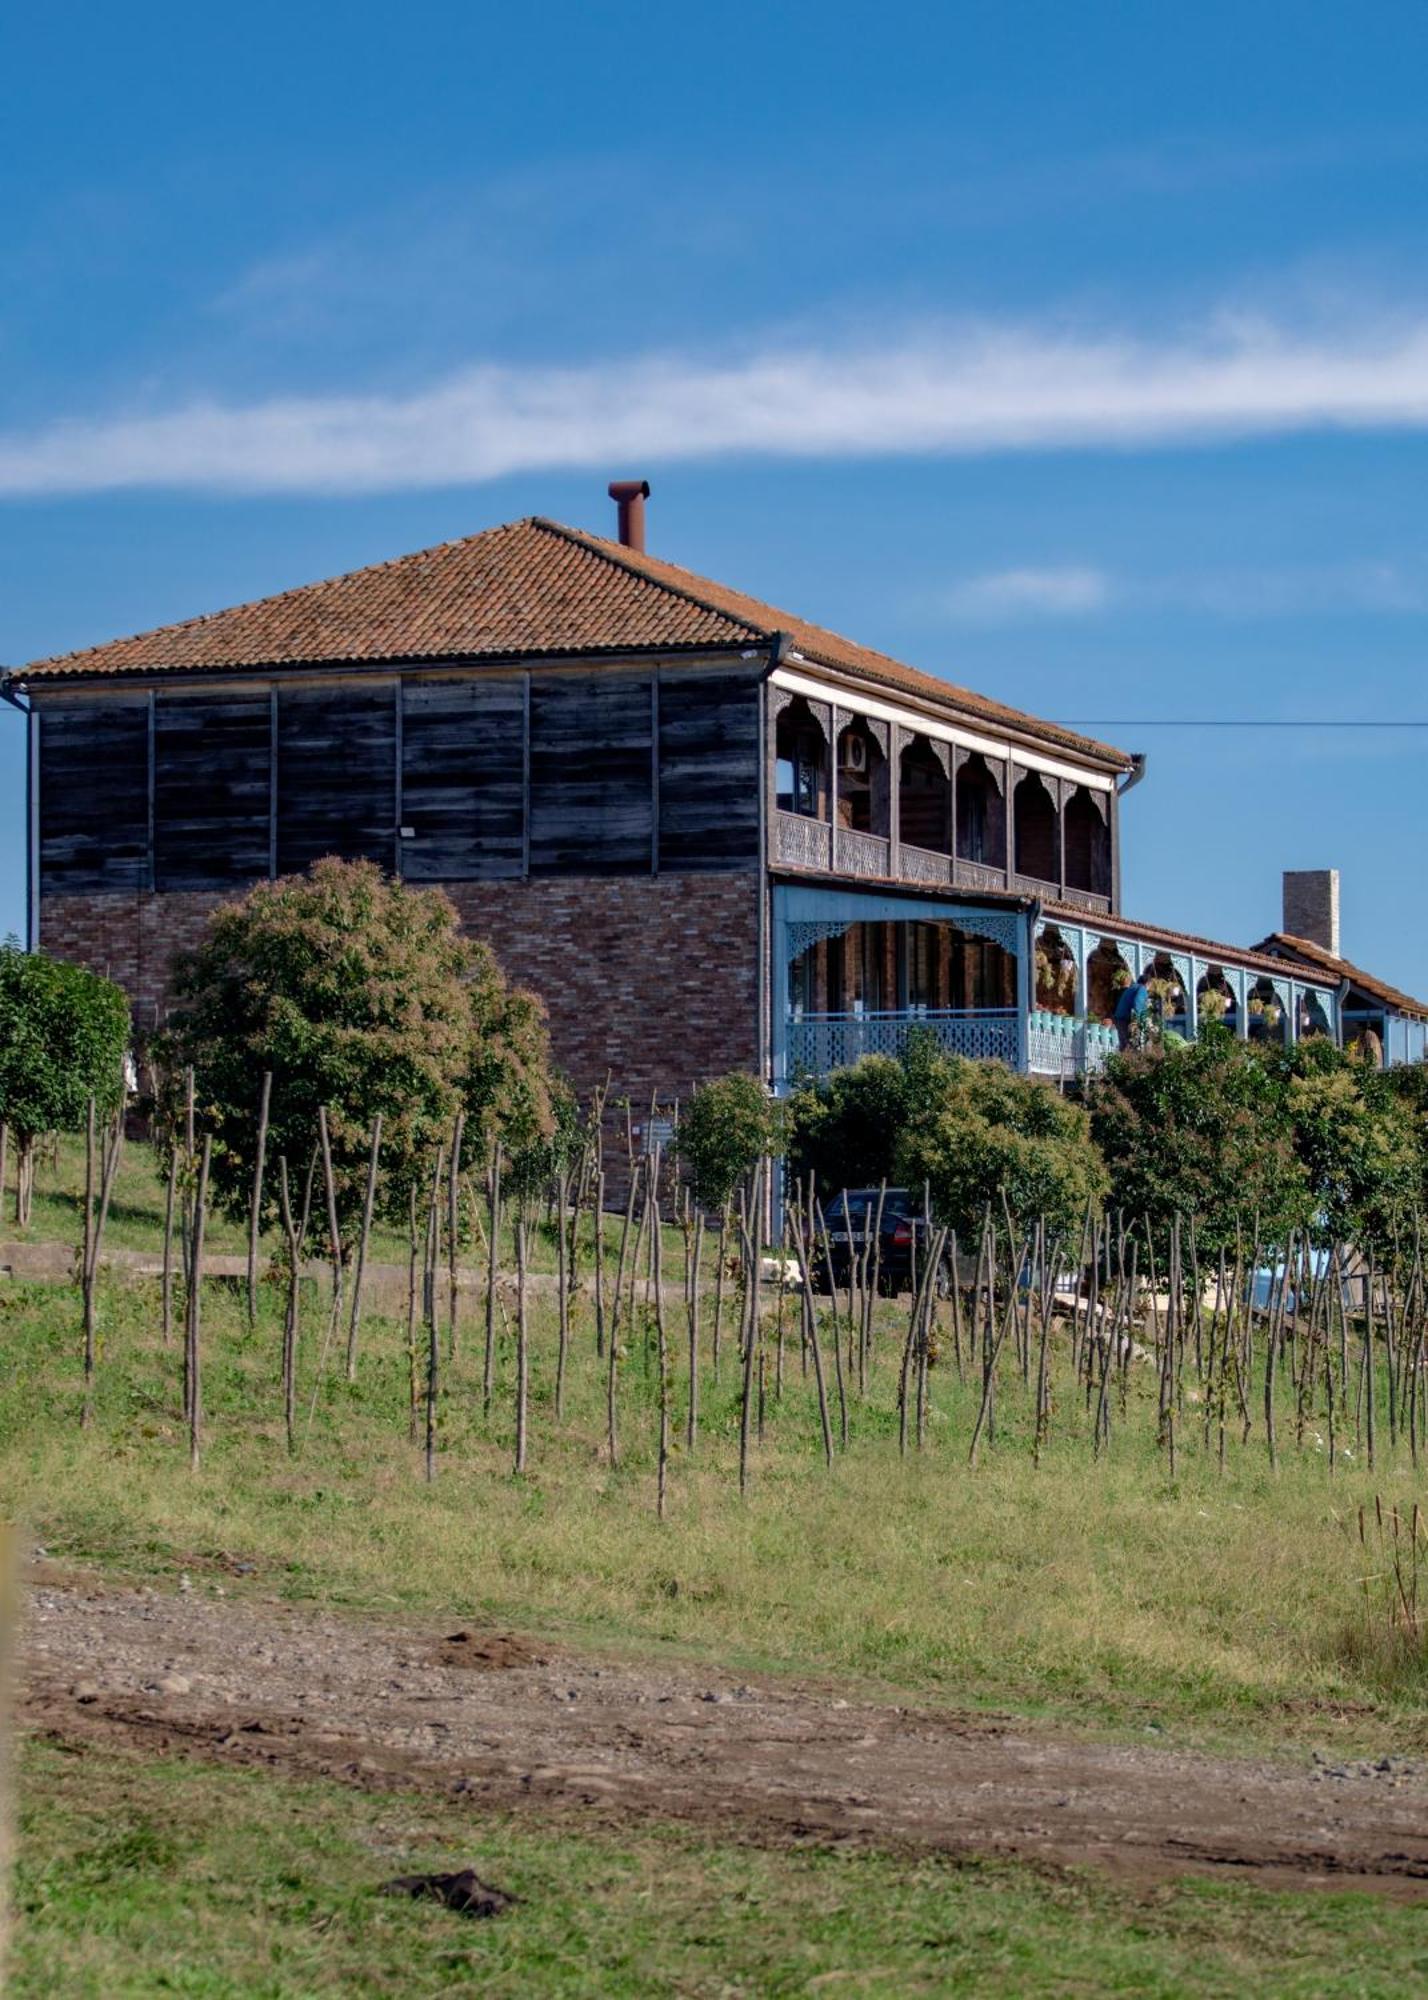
[531,518,769,643]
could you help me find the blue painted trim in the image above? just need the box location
[775,880,1030,932]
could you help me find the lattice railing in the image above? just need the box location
[773,810,833,871]
[785,1009,1019,1077]
[1026,1017,1119,1081]
[899,842,953,886]
[953,858,1006,893]
[835,827,893,878]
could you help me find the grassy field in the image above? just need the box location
[1,1240,1425,1754]
[14,1738,1428,1997]
[7,1136,1428,1991]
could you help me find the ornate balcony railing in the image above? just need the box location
[898,842,954,886]
[785,1008,1019,1078]
[834,826,892,878]
[1026,1013,1119,1081]
[773,809,833,871]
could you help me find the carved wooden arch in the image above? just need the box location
[834,707,890,759]
[1064,780,1110,824]
[1011,763,1061,805]
[954,745,1006,796]
[897,726,952,778]
[771,685,831,743]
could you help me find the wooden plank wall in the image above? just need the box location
[276,682,398,875]
[528,672,654,876]
[400,675,524,880]
[34,663,764,894]
[154,691,272,891]
[38,696,149,893]
[657,670,760,870]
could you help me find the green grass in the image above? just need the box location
[2,1257,1426,1757]
[14,1739,1428,1996]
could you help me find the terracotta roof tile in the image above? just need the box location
[11,515,1131,771]
[1252,932,1428,1020]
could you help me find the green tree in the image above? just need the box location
[157,859,553,1247]
[898,1055,1107,1245]
[0,939,131,1226]
[679,1073,786,1210]
[785,1053,911,1197]
[1275,1040,1419,1251]
[1087,1027,1303,1257]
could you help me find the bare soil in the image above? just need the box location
[21,1567,1428,1898]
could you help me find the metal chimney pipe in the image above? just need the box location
[607,479,650,552]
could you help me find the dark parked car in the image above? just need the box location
[814,1187,932,1295]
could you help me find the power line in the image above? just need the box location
[1055,718,1428,729]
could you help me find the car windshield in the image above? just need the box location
[825,1190,911,1226]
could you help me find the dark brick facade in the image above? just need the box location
[40,873,763,1113]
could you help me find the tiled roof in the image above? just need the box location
[11,515,1132,771]
[1252,932,1428,1020]
[1047,905,1340,985]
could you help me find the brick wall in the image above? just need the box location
[40,873,763,1111]
[446,875,761,1109]
[1282,869,1340,957]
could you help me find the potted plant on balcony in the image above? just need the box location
[1198,987,1229,1026]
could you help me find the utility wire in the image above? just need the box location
[1055,718,1428,729]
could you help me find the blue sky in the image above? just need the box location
[4,3,1428,990]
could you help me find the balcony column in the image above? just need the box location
[1187,956,1200,1040]
[1057,778,1068,902]
[1001,756,1015,889]
[889,722,903,879]
[830,706,845,872]
[1071,925,1090,1017]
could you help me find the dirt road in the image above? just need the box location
[21,1569,1428,1897]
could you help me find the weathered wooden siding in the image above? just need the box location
[34,662,765,901]
[38,695,149,893]
[400,675,524,880]
[528,672,653,875]
[657,670,760,869]
[154,691,272,891]
[276,682,397,874]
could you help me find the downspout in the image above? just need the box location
[0,675,32,950]
[758,632,794,1245]
[758,632,794,1096]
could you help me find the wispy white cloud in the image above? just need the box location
[7,310,1428,497]
[936,556,1428,625]
[940,566,1113,622]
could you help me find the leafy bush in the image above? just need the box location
[786,1053,911,1197]
[1275,1039,1420,1252]
[680,1073,786,1209]
[0,940,131,1223]
[1088,1027,1305,1256]
[897,1055,1107,1245]
[156,859,553,1245]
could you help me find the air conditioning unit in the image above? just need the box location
[843,734,868,774]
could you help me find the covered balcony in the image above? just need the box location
[1024,918,1342,1079]
[771,689,1115,912]
[773,884,1029,1086]
[771,884,1344,1092]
